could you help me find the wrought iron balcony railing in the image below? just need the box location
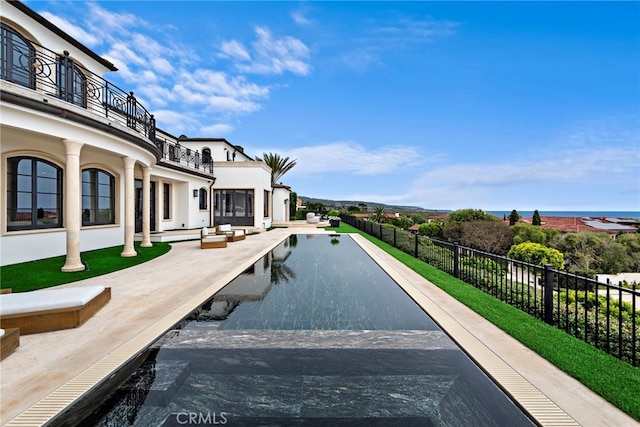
[157,138,214,175]
[1,25,155,143]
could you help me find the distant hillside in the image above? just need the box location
[299,195,449,214]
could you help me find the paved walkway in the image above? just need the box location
[0,227,637,426]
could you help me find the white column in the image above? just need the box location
[141,166,152,247]
[121,157,137,257]
[61,139,85,272]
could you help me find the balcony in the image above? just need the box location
[1,25,155,146]
[156,138,214,176]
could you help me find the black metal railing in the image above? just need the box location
[343,215,639,366]
[1,26,155,143]
[157,139,213,174]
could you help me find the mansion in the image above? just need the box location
[0,0,291,268]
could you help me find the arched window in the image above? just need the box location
[199,188,208,210]
[0,23,35,89]
[6,157,63,230]
[58,54,87,107]
[82,168,115,225]
[202,148,212,164]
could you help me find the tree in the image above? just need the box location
[508,209,521,226]
[549,232,609,275]
[508,242,564,269]
[447,208,499,223]
[532,210,541,226]
[418,222,442,238]
[458,221,514,255]
[371,207,386,223]
[599,242,633,274]
[306,201,326,214]
[289,191,298,219]
[511,223,548,245]
[388,215,413,230]
[255,152,297,184]
[409,214,427,225]
[617,233,640,272]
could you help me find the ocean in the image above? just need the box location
[487,211,640,220]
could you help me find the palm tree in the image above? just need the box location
[255,152,297,184]
[371,207,386,223]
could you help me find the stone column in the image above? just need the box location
[140,166,152,247]
[121,157,137,257]
[61,139,85,272]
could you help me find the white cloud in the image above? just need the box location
[152,110,200,135]
[39,12,101,47]
[86,2,143,35]
[291,9,312,26]
[339,16,459,71]
[39,3,284,135]
[219,40,251,61]
[373,16,460,44]
[222,26,311,75]
[386,146,640,210]
[284,142,422,176]
[200,123,234,135]
[341,48,381,71]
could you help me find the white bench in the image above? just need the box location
[216,224,246,242]
[201,227,228,248]
[0,286,111,334]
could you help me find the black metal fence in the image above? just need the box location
[1,26,155,143]
[344,215,639,366]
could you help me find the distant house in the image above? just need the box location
[426,213,449,223]
[520,216,638,235]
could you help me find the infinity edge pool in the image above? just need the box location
[5,232,577,426]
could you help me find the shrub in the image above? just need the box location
[508,242,564,269]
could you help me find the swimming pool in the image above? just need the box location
[57,234,534,426]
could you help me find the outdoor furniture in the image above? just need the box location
[306,213,320,224]
[0,286,111,334]
[216,224,246,242]
[0,328,20,360]
[201,227,228,249]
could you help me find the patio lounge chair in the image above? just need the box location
[216,224,246,242]
[306,213,320,224]
[201,227,228,249]
[0,328,20,360]
[0,286,111,335]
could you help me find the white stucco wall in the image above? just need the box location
[0,231,66,266]
[213,161,273,228]
[272,187,291,223]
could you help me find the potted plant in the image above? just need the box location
[327,210,341,227]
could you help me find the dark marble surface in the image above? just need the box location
[162,329,458,350]
[74,235,534,426]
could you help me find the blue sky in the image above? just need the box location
[29,1,640,211]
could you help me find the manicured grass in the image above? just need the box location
[1,242,171,293]
[336,223,640,421]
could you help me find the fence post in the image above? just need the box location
[414,233,419,258]
[393,228,397,248]
[453,243,459,278]
[544,264,554,325]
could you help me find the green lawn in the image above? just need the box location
[1,242,171,292]
[328,222,640,421]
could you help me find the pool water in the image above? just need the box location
[61,234,534,426]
